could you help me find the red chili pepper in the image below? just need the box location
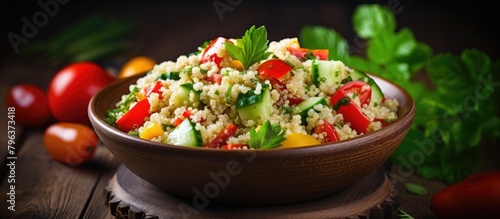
[431,171,500,219]
[330,81,372,134]
[205,123,238,148]
[313,120,339,143]
[116,99,151,132]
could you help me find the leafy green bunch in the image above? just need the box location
[299,4,500,184]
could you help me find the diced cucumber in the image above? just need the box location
[166,119,203,147]
[172,83,201,107]
[236,84,270,123]
[349,70,384,107]
[294,97,328,125]
[311,59,346,87]
[158,72,180,80]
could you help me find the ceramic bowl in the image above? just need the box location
[88,72,415,206]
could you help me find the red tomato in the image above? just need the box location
[144,81,163,99]
[206,74,223,85]
[336,81,372,106]
[201,37,228,68]
[313,120,339,143]
[43,122,98,166]
[287,48,329,60]
[257,59,292,80]
[48,62,115,125]
[6,83,52,127]
[330,81,372,134]
[205,123,238,148]
[220,144,248,150]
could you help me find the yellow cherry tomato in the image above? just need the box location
[279,133,321,148]
[118,56,156,78]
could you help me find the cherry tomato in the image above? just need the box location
[6,83,51,127]
[257,59,292,80]
[43,122,98,166]
[48,62,115,125]
[118,56,156,78]
[201,37,228,68]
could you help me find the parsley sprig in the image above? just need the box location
[248,121,287,149]
[225,25,272,69]
[299,4,500,184]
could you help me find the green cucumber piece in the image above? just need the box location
[349,70,384,107]
[312,59,346,87]
[236,84,270,123]
[158,72,180,80]
[172,83,201,107]
[294,97,328,125]
[166,119,203,147]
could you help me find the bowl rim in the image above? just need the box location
[88,72,415,156]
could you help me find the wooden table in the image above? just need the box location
[0,1,497,218]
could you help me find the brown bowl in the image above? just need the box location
[88,72,415,206]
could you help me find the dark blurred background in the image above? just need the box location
[1,0,498,71]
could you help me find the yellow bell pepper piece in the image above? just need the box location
[140,123,164,140]
[229,60,244,71]
[279,133,321,148]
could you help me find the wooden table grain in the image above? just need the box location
[0,1,496,218]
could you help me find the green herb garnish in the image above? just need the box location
[248,121,287,149]
[225,25,272,69]
[105,86,140,126]
[299,4,500,184]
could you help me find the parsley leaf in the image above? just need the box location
[298,3,500,185]
[299,25,349,61]
[225,25,272,69]
[248,121,287,149]
[352,4,396,39]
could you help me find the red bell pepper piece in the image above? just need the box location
[330,81,372,134]
[205,123,238,148]
[431,171,500,219]
[116,98,151,132]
